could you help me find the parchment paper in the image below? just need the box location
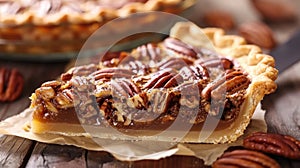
[0,103,266,165]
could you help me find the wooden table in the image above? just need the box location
[1,0,300,167]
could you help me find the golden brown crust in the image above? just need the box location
[170,22,278,143]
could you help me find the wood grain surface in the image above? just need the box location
[1,0,300,167]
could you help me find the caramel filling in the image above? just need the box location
[30,37,251,132]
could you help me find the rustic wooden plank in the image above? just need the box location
[25,142,87,168]
[0,135,34,168]
[263,62,300,139]
[102,161,129,168]
[262,63,300,168]
[87,151,207,168]
[130,155,207,168]
[86,151,114,167]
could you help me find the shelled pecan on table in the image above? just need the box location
[212,149,280,168]
[238,22,276,49]
[244,132,300,160]
[0,67,24,102]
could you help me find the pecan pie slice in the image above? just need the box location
[29,23,277,143]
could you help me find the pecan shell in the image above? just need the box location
[0,67,24,102]
[244,132,300,160]
[212,149,280,168]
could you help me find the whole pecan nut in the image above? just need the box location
[244,132,300,160]
[238,22,276,49]
[212,149,280,168]
[0,67,24,102]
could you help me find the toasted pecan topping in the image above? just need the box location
[136,43,161,62]
[143,68,177,89]
[111,79,140,98]
[31,37,251,126]
[189,64,209,80]
[164,37,198,59]
[119,60,149,75]
[201,70,249,100]
[92,68,135,81]
[158,58,190,70]
[195,57,234,70]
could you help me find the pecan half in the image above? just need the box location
[101,52,127,67]
[163,38,198,59]
[111,79,140,98]
[61,64,98,81]
[136,43,161,62]
[244,132,300,160]
[201,70,249,100]
[251,0,297,22]
[238,22,276,49]
[0,67,24,102]
[4,1,22,15]
[92,68,135,81]
[119,60,149,75]
[203,10,235,30]
[189,64,209,80]
[158,58,190,70]
[41,80,61,88]
[195,57,234,70]
[143,68,180,89]
[212,149,280,168]
[54,89,74,109]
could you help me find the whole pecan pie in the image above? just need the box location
[0,0,195,55]
[29,22,278,143]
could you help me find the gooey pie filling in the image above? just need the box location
[30,37,251,131]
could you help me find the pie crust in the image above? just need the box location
[0,0,195,55]
[29,22,278,143]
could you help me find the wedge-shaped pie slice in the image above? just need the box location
[29,22,277,143]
